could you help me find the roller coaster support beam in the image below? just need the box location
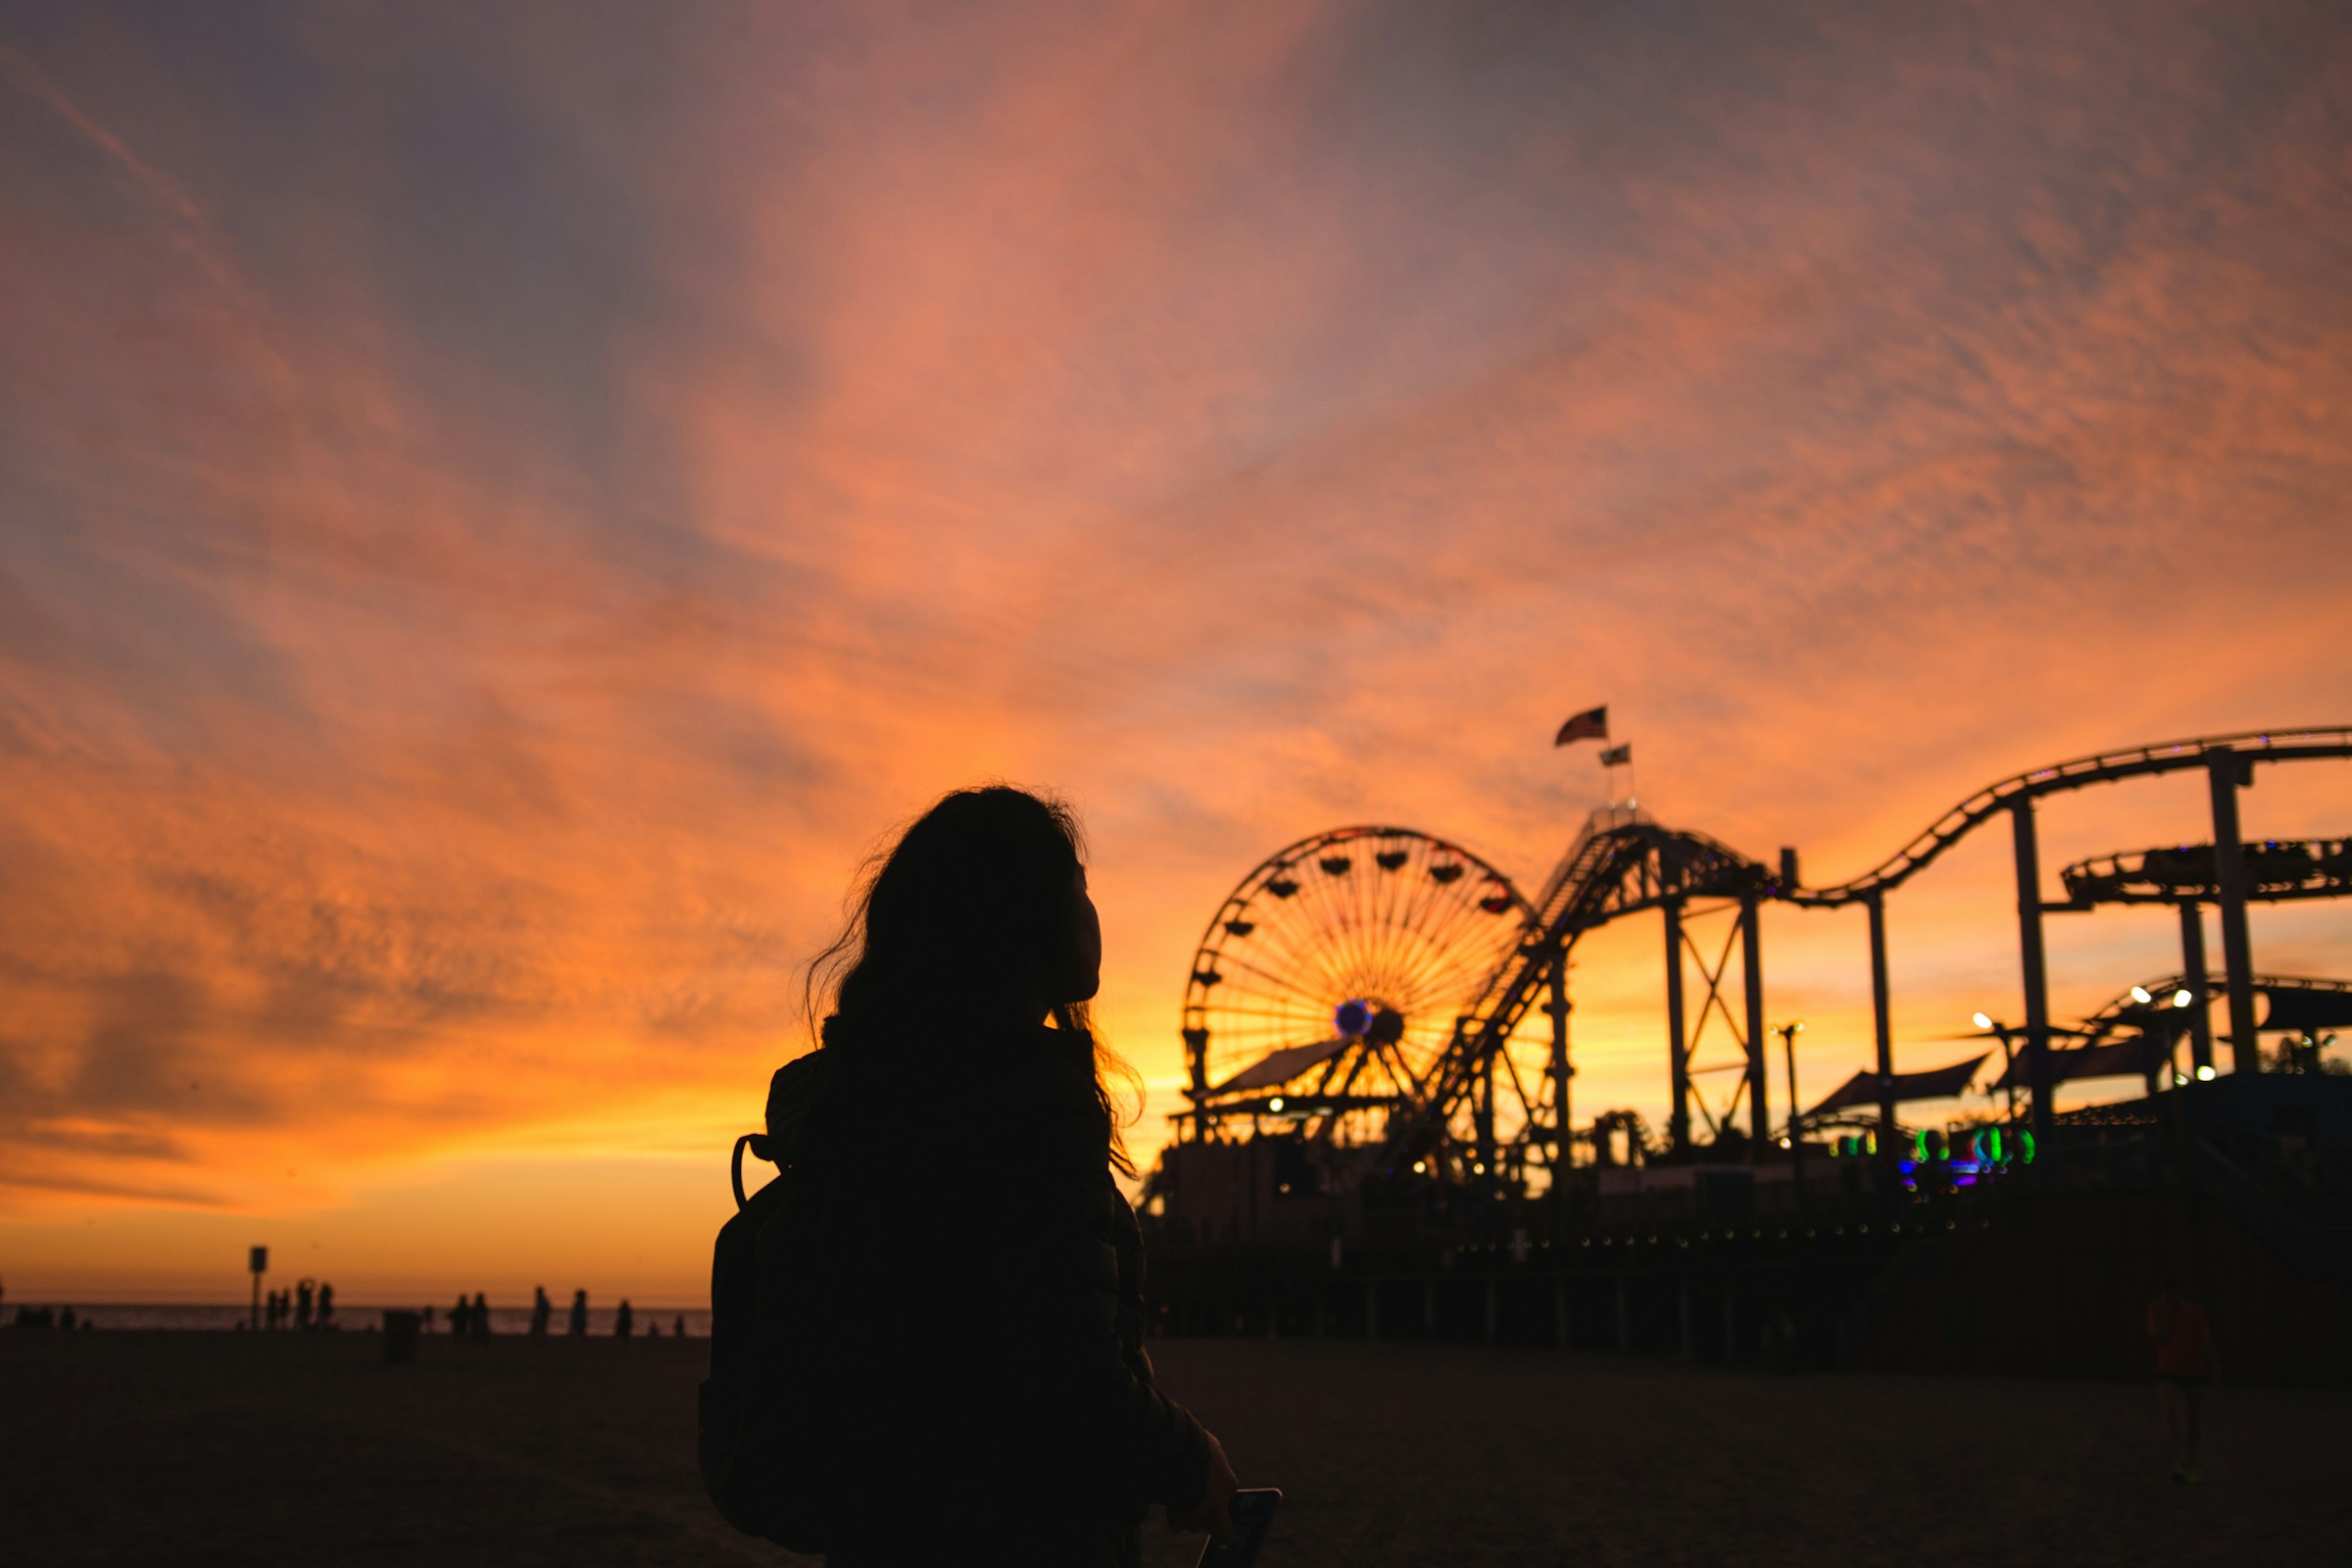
[2177,904,2214,1075]
[1664,899,1690,1153]
[2011,800,2055,1149]
[1867,891,1896,1174]
[1740,894,1769,1152]
[2206,750,2260,1073]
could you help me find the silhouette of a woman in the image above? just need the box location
[778,786,1236,1566]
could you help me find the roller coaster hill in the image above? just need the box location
[1137,729,2352,1381]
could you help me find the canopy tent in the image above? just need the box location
[1207,1037,1348,1096]
[1991,1032,2169,1091]
[2259,986,2352,1034]
[1804,1054,1987,1121]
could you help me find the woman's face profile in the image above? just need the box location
[1056,865,1102,1005]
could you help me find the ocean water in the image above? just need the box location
[12,1301,710,1337]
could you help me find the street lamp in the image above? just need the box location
[1975,1012,2021,1120]
[1776,1020,1805,1203]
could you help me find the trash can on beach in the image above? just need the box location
[382,1309,422,1364]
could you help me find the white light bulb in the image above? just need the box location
[2132,986,2152,1004]
[1267,1097,1284,1112]
[1973,1012,1994,1031]
[2173,989,2193,1008]
[2195,1064,2216,1081]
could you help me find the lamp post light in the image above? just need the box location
[1975,1012,2023,1121]
[1776,1020,1805,1204]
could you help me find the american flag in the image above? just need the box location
[1599,743,1632,766]
[1553,705,1608,746]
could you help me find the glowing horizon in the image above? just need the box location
[3,2,2350,1304]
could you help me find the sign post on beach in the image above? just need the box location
[249,1246,268,1330]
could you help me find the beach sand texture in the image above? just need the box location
[4,1330,2342,1566]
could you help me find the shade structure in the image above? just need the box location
[1208,1037,1348,1095]
[2259,987,2352,1034]
[1805,1054,1987,1120]
[1991,1032,2168,1091]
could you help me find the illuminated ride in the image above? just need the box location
[1178,827,1532,1153]
[1162,726,2352,1211]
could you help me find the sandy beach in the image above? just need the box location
[3,1329,2343,1567]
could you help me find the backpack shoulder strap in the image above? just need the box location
[729,1133,774,1211]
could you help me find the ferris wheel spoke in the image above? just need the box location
[1239,900,1355,1005]
[1208,950,1344,1012]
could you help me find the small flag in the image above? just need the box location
[1598,743,1632,767]
[1553,705,1608,746]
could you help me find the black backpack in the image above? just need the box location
[697,1113,835,1552]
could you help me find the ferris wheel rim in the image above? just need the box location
[1179,825,1534,1109]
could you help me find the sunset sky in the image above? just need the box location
[4,1,2349,1305]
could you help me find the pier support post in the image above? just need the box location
[1614,1273,1632,1354]
[1665,900,1690,1152]
[1867,891,1896,1174]
[2178,903,2214,1076]
[2206,750,2260,1074]
[1740,894,1770,1151]
[2012,800,2054,1148]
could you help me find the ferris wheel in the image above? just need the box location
[1180,826,1533,1145]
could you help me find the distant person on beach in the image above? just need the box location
[421,1302,434,1335]
[568,1289,588,1337]
[317,1283,334,1328]
[296,1280,315,1331]
[2149,1278,2220,1482]
[453,1293,472,1337]
[471,1292,491,1342]
[714,786,1236,1562]
[673,1313,686,1339]
[615,1299,634,1339]
[531,1286,552,1340]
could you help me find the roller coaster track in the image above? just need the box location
[1784,727,2352,906]
[2061,839,2352,906]
[2074,973,2352,1047]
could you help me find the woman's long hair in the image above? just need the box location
[803,785,1137,1173]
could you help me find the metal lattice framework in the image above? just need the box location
[1396,810,1769,1181]
[2061,840,2352,906]
[1179,827,1533,1148]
